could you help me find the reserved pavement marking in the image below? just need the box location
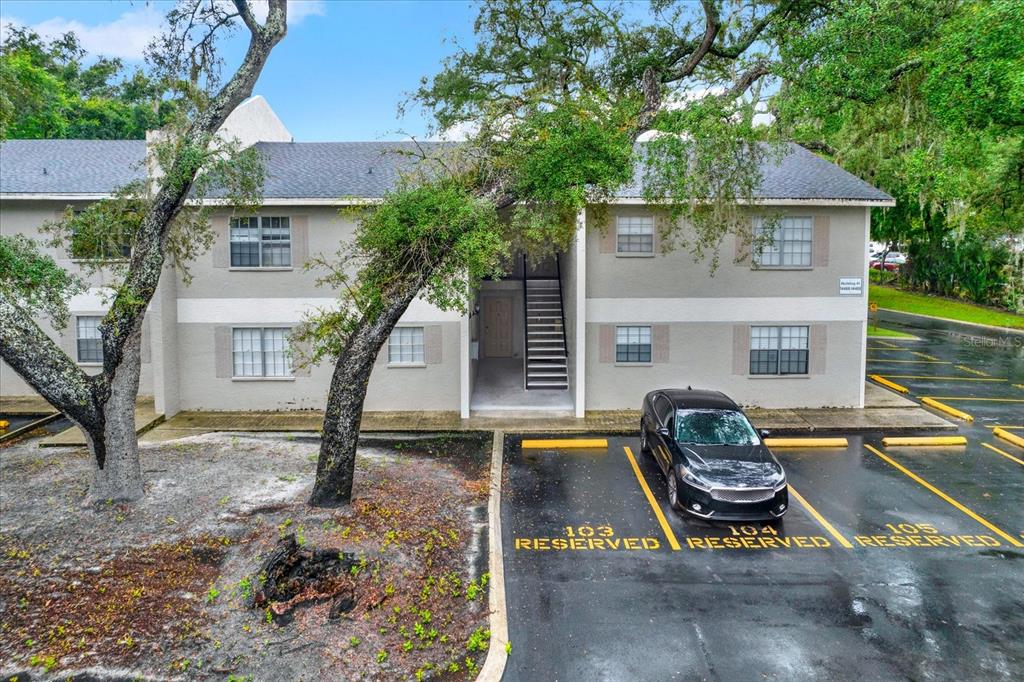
[864,444,1024,548]
[955,365,991,377]
[787,485,854,549]
[874,375,1007,382]
[981,442,1024,467]
[521,438,608,449]
[623,446,681,551]
[921,397,974,421]
[514,525,662,552]
[869,375,909,393]
[993,427,1024,449]
[882,436,967,447]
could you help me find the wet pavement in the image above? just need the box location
[501,317,1023,680]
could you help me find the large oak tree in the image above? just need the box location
[301,0,831,506]
[0,0,288,502]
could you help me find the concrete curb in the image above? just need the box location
[477,430,509,682]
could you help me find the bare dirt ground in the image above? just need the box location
[0,431,492,681]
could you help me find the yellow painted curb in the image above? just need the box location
[920,397,973,422]
[764,437,849,448]
[882,436,967,447]
[869,375,909,393]
[993,427,1024,449]
[521,438,608,449]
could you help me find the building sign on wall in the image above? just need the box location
[839,277,864,296]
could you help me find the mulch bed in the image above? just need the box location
[0,431,492,680]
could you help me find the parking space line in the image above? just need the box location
[864,444,1024,548]
[955,365,991,377]
[927,396,1024,402]
[866,358,952,364]
[912,351,941,360]
[872,340,901,349]
[873,375,1006,382]
[787,486,853,549]
[981,442,1024,467]
[985,425,1024,430]
[622,446,681,551]
[867,345,905,351]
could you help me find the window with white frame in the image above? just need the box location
[230,216,291,267]
[232,327,292,377]
[754,217,812,267]
[749,326,809,375]
[388,327,424,365]
[616,215,654,254]
[76,316,103,363]
[616,325,652,363]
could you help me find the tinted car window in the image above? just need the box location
[674,409,759,446]
[654,395,674,425]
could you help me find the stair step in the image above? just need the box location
[528,330,563,335]
[527,382,569,389]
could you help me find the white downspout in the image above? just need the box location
[574,208,587,418]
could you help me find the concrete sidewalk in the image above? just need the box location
[140,382,953,442]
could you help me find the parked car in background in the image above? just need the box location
[640,388,789,521]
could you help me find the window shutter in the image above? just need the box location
[813,216,830,267]
[600,224,616,254]
[62,316,79,359]
[652,325,670,363]
[598,324,614,363]
[140,318,151,364]
[424,325,443,364]
[291,215,309,266]
[810,324,827,374]
[214,326,232,378]
[212,216,229,268]
[732,324,750,375]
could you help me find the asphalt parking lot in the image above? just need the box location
[501,318,1023,681]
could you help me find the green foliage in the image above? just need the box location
[0,28,174,140]
[0,234,85,328]
[776,0,1023,309]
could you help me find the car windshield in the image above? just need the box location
[674,409,760,446]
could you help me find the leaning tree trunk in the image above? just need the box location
[85,330,145,502]
[310,278,424,507]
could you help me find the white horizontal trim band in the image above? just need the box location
[176,297,462,324]
[586,296,866,323]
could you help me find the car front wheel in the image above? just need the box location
[667,472,684,511]
[640,419,650,455]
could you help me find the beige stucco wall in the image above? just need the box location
[1,199,154,400]
[586,205,867,299]
[585,320,864,409]
[172,321,461,412]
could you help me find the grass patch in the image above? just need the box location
[870,285,1024,330]
[866,325,917,339]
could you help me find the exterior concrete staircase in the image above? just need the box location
[525,278,568,390]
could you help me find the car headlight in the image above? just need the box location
[679,466,710,491]
[773,476,788,491]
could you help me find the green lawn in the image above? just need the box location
[866,325,917,338]
[869,285,1024,330]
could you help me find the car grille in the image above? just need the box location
[710,487,776,504]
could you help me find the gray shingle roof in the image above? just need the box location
[1,139,892,203]
[0,139,146,194]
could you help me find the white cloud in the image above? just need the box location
[0,0,325,62]
[0,5,165,61]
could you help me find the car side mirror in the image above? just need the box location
[759,429,771,440]
[657,424,671,438]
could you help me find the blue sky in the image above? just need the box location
[0,1,481,141]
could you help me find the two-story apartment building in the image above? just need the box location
[1,98,894,419]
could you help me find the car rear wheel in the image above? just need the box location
[667,472,684,511]
[640,419,651,455]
